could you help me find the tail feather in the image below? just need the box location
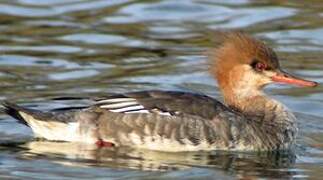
[2,101,31,126]
[2,101,85,142]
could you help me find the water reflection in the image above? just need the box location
[15,140,296,178]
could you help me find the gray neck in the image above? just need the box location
[232,94,296,125]
[250,95,298,149]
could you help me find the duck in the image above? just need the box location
[2,32,318,152]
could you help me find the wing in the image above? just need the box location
[93,90,233,120]
[91,91,254,151]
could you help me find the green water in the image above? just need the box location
[0,0,322,179]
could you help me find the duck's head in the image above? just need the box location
[209,32,317,105]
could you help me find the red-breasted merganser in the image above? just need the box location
[2,32,318,152]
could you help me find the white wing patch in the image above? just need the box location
[96,97,171,116]
[99,101,139,109]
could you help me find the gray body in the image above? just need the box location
[2,90,297,152]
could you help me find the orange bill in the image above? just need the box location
[272,71,318,87]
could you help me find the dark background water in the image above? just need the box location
[0,0,322,179]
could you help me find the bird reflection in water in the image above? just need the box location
[5,140,298,178]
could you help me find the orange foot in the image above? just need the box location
[96,139,115,147]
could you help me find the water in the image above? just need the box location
[0,0,322,179]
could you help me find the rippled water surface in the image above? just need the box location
[0,0,323,179]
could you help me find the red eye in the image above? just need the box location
[255,62,267,72]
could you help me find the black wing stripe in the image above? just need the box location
[119,109,150,114]
[96,97,137,103]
